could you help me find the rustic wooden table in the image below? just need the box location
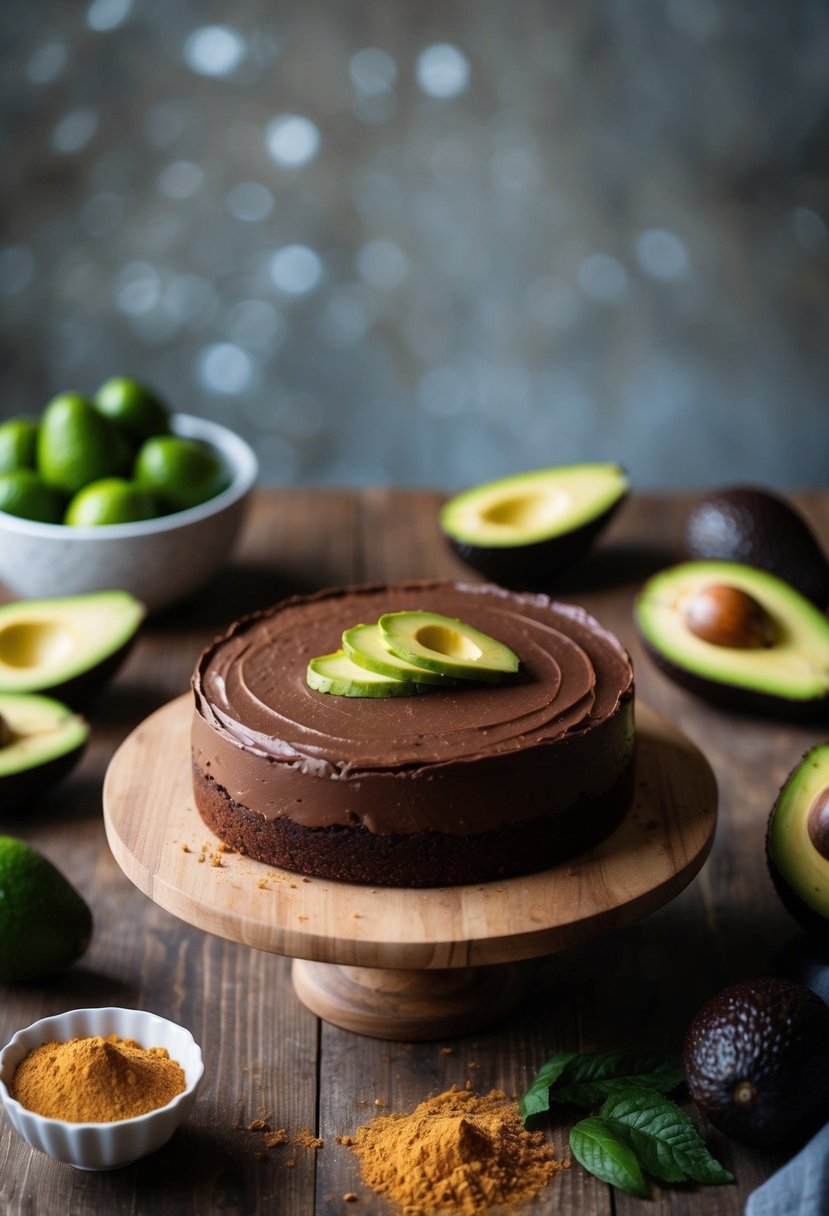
[1,488,826,1215]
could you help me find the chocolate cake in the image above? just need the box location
[191,581,635,887]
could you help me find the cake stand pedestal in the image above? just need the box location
[103,697,717,1040]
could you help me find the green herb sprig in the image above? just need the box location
[520,1048,734,1198]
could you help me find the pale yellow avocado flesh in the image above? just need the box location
[0,692,88,775]
[440,463,629,547]
[0,591,145,693]
[636,562,829,699]
[378,610,519,680]
[768,744,829,917]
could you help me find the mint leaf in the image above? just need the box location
[519,1051,577,1122]
[522,1048,683,1115]
[569,1116,649,1198]
[601,1090,734,1186]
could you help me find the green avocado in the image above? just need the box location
[440,463,629,586]
[684,975,829,1147]
[635,561,829,715]
[378,609,519,681]
[307,649,420,697]
[0,835,92,982]
[766,743,829,936]
[0,693,89,803]
[0,590,145,706]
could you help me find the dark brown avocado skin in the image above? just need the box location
[684,976,829,1148]
[683,487,829,609]
[0,741,87,807]
[445,496,627,588]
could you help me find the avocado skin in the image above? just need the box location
[683,487,829,609]
[684,975,829,1148]
[0,742,87,806]
[638,636,829,720]
[766,746,829,939]
[445,497,626,588]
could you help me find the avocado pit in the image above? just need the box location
[684,583,777,649]
[807,788,829,861]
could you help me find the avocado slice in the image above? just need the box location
[378,610,519,681]
[683,486,829,609]
[307,650,421,697]
[0,590,145,706]
[766,743,829,936]
[342,622,455,686]
[635,561,829,716]
[440,463,629,586]
[684,975,829,1147]
[0,692,88,803]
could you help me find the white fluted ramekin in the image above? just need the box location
[0,1006,204,1170]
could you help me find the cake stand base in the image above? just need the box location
[291,959,525,1040]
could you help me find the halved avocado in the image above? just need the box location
[440,463,629,586]
[0,590,145,707]
[378,610,519,681]
[635,561,829,716]
[766,744,829,937]
[307,650,420,697]
[0,692,89,804]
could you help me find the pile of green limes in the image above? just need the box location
[0,377,230,526]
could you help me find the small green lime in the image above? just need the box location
[0,469,66,523]
[0,835,92,982]
[37,392,132,495]
[64,477,160,526]
[0,417,39,473]
[134,435,230,512]
[93,376,170,446]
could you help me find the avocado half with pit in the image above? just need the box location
[0,590,145,707]
[635,561,829,716]
[766,744,829,938]
[440,463,630,586]
[0,692,89,804]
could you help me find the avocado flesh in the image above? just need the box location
[767,743,829,931]
[378,610,519,681]
[636,562,829,706]
[307,650,420,697]
[0,692,88,800]
[0,591,145,702]
[441,463,629,548]
[342,622,454,686]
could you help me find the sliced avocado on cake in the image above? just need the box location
[440,463,629,586]
[635,561,829,716]
[378,610,519,682]
[307,649,422,697]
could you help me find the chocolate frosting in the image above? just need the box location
[192,581,635,835]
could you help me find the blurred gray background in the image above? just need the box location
[1,0,827,491]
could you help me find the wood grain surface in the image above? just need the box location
[2,487,828,1215]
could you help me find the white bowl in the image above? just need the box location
[0,1006,204,1170]
[0,414,258,613]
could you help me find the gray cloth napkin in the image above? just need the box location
[745,1121,829,1216]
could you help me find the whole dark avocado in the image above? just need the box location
[766,743,829,939]
[683,486,829,609]
[684,975,829,1148]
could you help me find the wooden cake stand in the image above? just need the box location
[103,696,717,1040]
